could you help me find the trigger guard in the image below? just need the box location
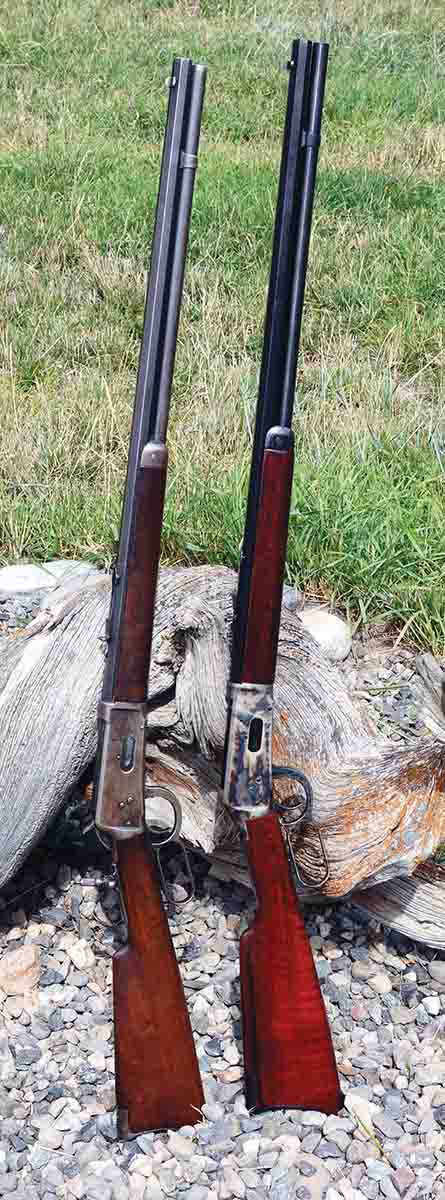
[271,765,313,824]
[145,784,182,847]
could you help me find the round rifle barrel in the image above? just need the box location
[240,40,312,533]
[279,42,328,430]
[102,58,197,699]
[114,57,193,575]
[127,58,193,470]
[153,63,207,444]
[230,40,313,683]
[247,39,312,469]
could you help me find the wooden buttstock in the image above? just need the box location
[113,836,204,1134]
[240,812,342,1114]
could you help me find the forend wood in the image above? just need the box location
[242,428,294,685]
[112,445,168,703]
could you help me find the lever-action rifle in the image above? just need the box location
[223,39,342,1115]
[93,57,206,1137]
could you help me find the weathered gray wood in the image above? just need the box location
[415,652,445,738]
[1,565,445,948]
[0,575,108,886]
[352,860,445,950]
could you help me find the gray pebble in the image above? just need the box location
[40,968,64,987]
[204,1036,223,1057]
[399,979,417,1006]
[78,1118,97,1142]
[301,1131,321,1153]
[0,829,444,1200]
[30,1020,51,1041]
[299,1111,326,1128]
[315,960,330,982]
[84,1182,113,1200]
[366,1161,391,1182]
[407,1149,436,1168]
[41,1162,65,1189]
[298,1162,317,1177]
[346,1141,370,1164]
[392,1165,415,1195]
[15,1043,42,1067]
[316,1138,344,1158]
[198,1119,235,1147]
[202,1101,225,1122]
[0,1175,18,1194]
[40,907,69,927]
[373,1112,404,1139]
[218,1081,244,1101]
[95,1113,118,1141]
[352,961,372,981]
[380,1178,401,1200]
[428,962,445,985]
[361,1183,379,1200]
[415,1168,435,1193]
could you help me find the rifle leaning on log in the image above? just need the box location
[223,39,343,1115]
[93,57,206,1137]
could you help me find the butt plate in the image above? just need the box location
[223,683,273,817]
[95,701,147,837]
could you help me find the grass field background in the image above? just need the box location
[0,0,444,646]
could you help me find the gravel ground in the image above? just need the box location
[339,637,430,746]
[0,834,445,1200]
[1,577,444,1198]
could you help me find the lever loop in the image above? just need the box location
[145,785,195,907]
[272,765,311,826]
[272,765,330,888]
[145,784,182,847]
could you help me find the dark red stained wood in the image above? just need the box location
[113,458,167,702]
[240,812,343,1114]
[239,926,259,1105]
[113,836,204,1133]
[242,447,294,684]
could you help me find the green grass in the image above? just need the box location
[0,0,444,648]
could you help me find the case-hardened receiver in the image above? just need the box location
[95,701,147,838]
[223,683,273,818]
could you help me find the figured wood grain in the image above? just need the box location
[241,811,342,1113]
[113,834,204,1133]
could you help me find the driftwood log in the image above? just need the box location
[1,565,445,946]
